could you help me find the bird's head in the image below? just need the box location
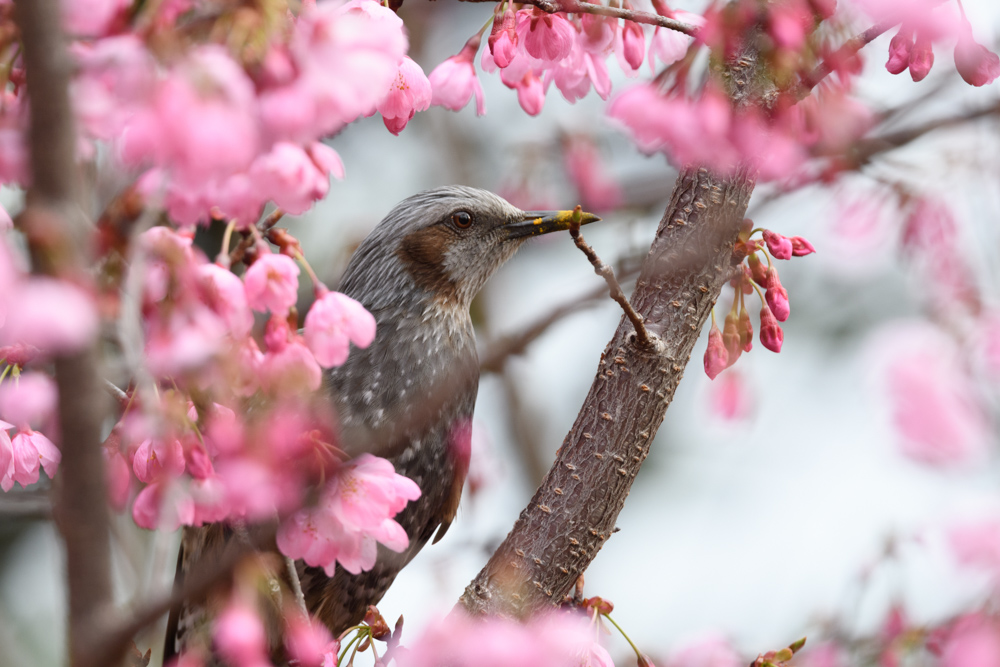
[340,186,601,311]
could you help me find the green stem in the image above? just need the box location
[603,613,643,662]
[338,630,365,667]
[0,364,10,387]
[217,218,237,266]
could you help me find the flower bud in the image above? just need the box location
[762,230,793,260]
[723,311,741,367]
[759,305,784,353]
[765,268,790,322]
[790,236,815,256]
[885,26,913,75]
[908,32,934,82]
[747,253,768,287]
[704,321,728,380]
[954,24,1000,87]
[739,307,753,352]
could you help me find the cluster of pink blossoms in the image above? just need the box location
[704,221,815,380]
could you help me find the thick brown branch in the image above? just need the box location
[569,223,651,349]
[459,0,698,35]
[854,100,1000,163]
[14,2,114,667]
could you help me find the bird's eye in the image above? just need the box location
[451,211,473,229]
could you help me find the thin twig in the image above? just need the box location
[229,208,285,266]
[103,379,129,403]
[796,20,896,97]
[285,556,309,615]
[458,0,698,35]
[569,222,651,348]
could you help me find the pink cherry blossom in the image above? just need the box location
[764,268,790,322]
[908,32,934,82]
[197,263,254,339]
[954,23,1000,87]
[105,446,131,511]
[243,251,301,315]
[582,643,615,667]
[886,26,914,75]
[709,370,752,422]
[942,615,1000,667]
[790,236,815,256]
[514,71,545,116]
[303,289,376,368]
[260,315,323,393]
[620,21,646,72]
[378,56,432,136]
[132,437,186,484]
[430,34,487,116]
[215,601,270,667]
[649,24,694,71]
[704,321,728,380]
[0,422,12,492]
[277,453,420,575]
[2,429,60,490]
[0,371,57,430]
[522,10,576,63]
[1,277,99,356]
[249,142,335,216]
[0,91,29,186]
[949,517,1000,576]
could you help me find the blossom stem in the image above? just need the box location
[750,278,767,306]
[0,364,10,386]
[603,613,644,662]
[337,629,365,666]
[217,219,237,267]
[710,307,717,327]
[291,249,325,296]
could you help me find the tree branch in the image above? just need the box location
[458,0,698,35]
[14,3,114,667]
[797,19,895,96]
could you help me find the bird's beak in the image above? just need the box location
[504,209,602,239]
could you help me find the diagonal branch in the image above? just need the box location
[458,0,698,35]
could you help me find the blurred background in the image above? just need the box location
[2,0,1000,665]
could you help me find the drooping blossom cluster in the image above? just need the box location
[703,220,815,380]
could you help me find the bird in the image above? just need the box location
[165,186,599,660]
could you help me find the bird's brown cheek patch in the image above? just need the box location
[397,226,460,304]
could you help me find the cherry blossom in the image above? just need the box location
[665,635,742,667]
[562,135,622,212]
[942,615,1000,667]
[0,371,57,429]
[277,453,420,575]
[949,517,1000,576]
[954,23,1000,87]
[60,0,128,38]
[243,251,301,315]
[214,600,271,667]
[378,56,432,136]
[704,320,728,380]
[430,34,487,116]
[285,613,338,667]
[2,428,60,491]
[303,289,376,368]
[1,277,99,356]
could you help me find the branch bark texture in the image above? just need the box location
[461,166,756,616]
[14,2,113,666]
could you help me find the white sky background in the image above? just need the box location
[3,1,1000,665]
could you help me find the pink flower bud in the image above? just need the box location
[703,321,728,380]
[723,312,741,367]
[286,614,337,667]
[762,229,793,260]
[621,21,645,71]
[747,253,768,287]
[954,24,1000,87]
[765,268,790,322]
[885,26,914,75]
[759,305,784,353]
[523,11,575,62]
[908,32,934,82]
[514,71,545,116]
[790,236,816,256]
[429,34,487,116]
[489,9,518,68]
[215,601,268,667]
[739,308,753,352]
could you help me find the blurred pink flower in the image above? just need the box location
[401,610,594,667]
[132,437,186,484]
[378,56,432,136]
[277,453,420,575]
[0,91,29,186]
[2,428,60,490]
[60,0,127,38]
[514,71,546,116]
[197,263,254,339]
[942,615,1000,667]
[0,421,10,491]
[215,601,270,667]
[244,251,301,315]
[1,277,99,356]
[286,613,338,667]
[104,446,131,511]
[71,36,157,142]
[430,35,487,116]
[880,324,989,466]
[303,289,376,368]
[948,517,1000,575]
[563,135,621,213]
[709,370,752,422]
[0,203,10,231]
[0,371,57,430]
[666,635,742,667]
